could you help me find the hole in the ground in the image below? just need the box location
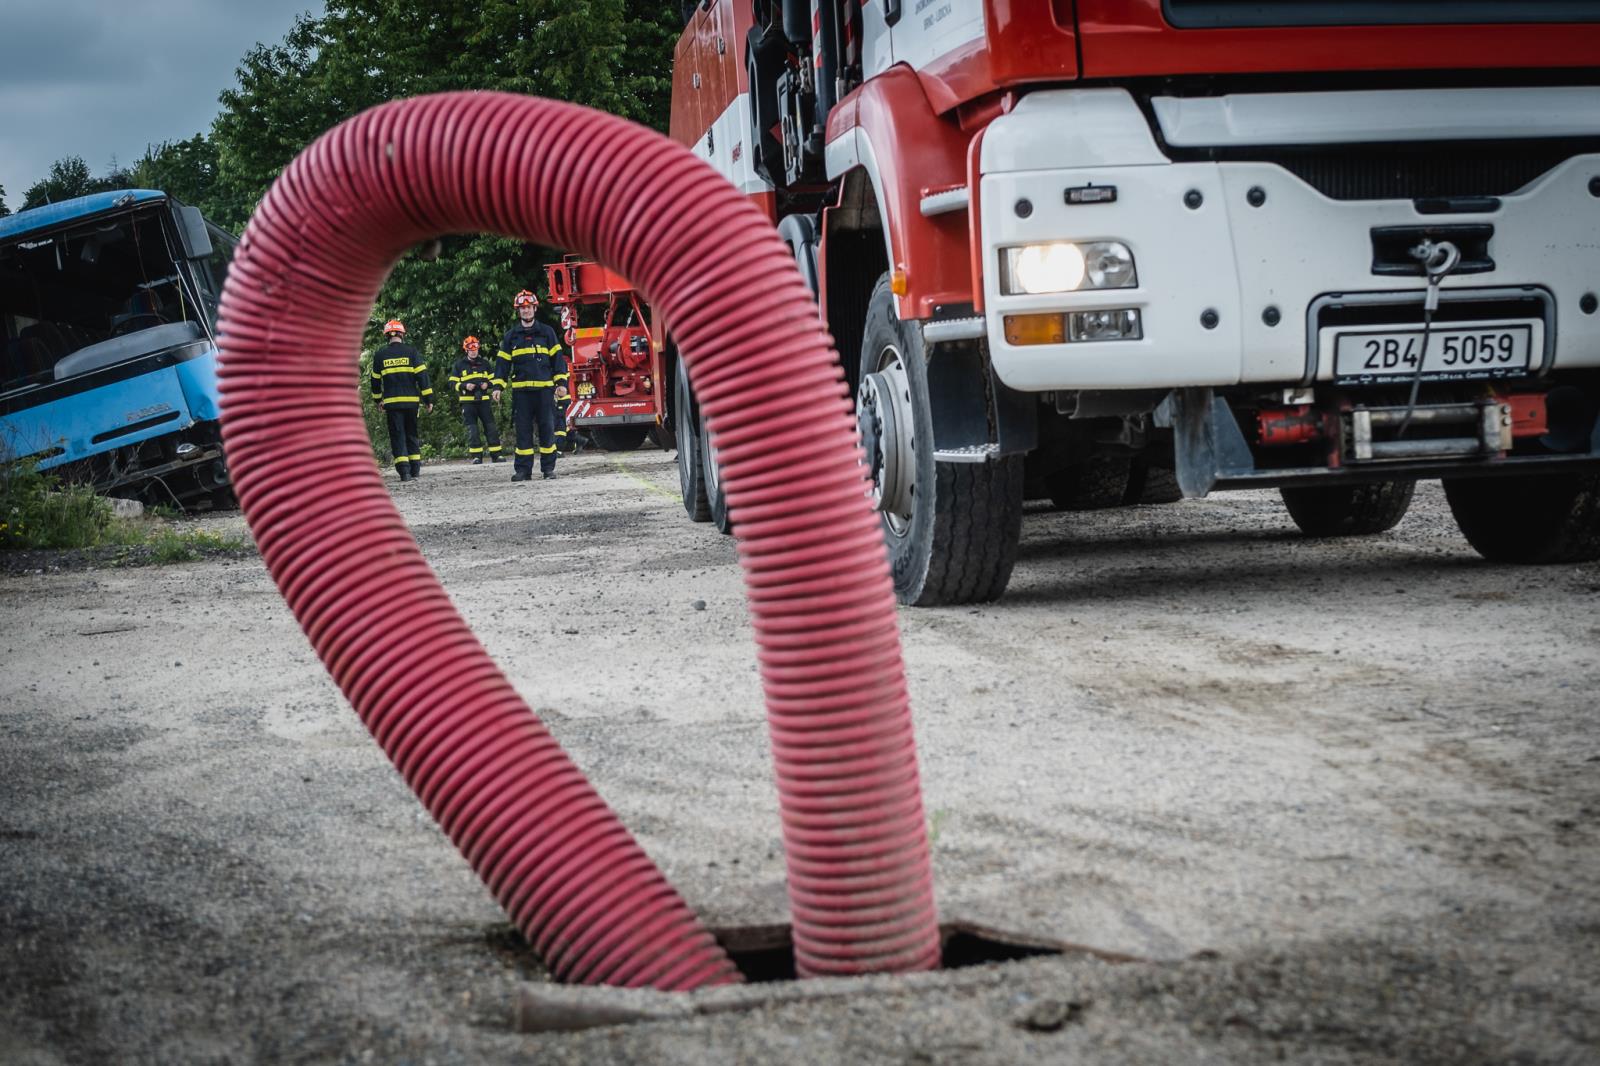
[487,921,1139,988]
[712,921,1130,983]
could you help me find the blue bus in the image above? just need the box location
[0,189,238,506]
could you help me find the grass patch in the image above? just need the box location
[2,460,250,567]
[139,528,243,564]
[0,461,127,551]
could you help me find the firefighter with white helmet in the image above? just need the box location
[450,335,503,464]
[494,289,569,481]
[368,318,433,481]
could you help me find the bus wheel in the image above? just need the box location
[857,274,1022,606]
[1444,472,1600,563]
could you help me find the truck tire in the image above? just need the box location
[1443,471,1600,563]
[1124,456,1183,505]
[675,357,711,522]
[1048,454,1132,511]
[1280,480,1415,537]
[700,408,733,534]
[589,424,649,452]
[858,275,1023,605]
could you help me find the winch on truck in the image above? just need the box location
[664,0,1600,604]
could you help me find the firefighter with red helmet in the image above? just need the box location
[449,335,503,464]
[368,318,433,481]
[494,289,569,481]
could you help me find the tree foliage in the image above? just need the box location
[11,0,686,458]
[21,156,134,211]
[208,0,684,382]
[130,135,220,211]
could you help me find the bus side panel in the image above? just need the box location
[173,347,223,423]
[1,367,197,471]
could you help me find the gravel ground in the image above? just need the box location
[2,449,1597,1064]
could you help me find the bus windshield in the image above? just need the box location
[0,203,204,393]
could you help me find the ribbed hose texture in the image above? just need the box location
[216,92,940,982]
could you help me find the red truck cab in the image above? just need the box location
[669,1,1600,604]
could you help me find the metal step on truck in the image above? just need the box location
[664,0,1600,605]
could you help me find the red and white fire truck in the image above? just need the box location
[665,0,1600,605]
[545,256,664,453]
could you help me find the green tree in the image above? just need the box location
[0,184,10,217]
[210,14,341,232]
[130,134,220,211]
[20,155,135,210]
[209,0,685,455]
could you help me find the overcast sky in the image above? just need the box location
[0,0,325,212]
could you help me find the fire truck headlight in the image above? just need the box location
[1004,242,1084,295]
[1083,241,1137,289]
[1001,241,1136,295]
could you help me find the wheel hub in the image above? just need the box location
[857,352,916,533]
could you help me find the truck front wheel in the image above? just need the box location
[700,408,733,534]
[1280,480,1415,537]
[1444,472,1600,563]
[675,357,711,522]
[857,275,1023,606]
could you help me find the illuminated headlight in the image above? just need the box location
[1000,241,1137,295]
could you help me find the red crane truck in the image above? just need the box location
[664,0,1600,605]
[545,256,665,453]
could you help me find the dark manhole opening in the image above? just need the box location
[713,921,1117,984]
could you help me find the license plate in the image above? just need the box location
[1333,323,1533,383]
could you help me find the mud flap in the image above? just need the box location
[925,337,1037,457]
[1161,388,1255,499]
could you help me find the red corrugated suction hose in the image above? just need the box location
[217,92,940,984]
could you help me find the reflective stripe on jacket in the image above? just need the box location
[450,355,497,403]
[494,322,568,391]
[369,341,433,408]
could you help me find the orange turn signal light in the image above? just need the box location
[890,269,909,296]
[1003,312,1067,346]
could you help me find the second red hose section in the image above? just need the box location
[218,92,939,981]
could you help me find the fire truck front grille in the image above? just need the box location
[1263,144,1584,201]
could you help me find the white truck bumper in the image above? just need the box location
[978,88,1600,392]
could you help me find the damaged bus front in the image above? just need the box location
[0,190,237,507]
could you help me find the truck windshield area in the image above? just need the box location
[0,205,200,393]
[1163,0,1600,28]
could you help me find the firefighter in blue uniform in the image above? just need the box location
[450,335,503,464]
[369,319,433,481]
[495,290,569,481]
